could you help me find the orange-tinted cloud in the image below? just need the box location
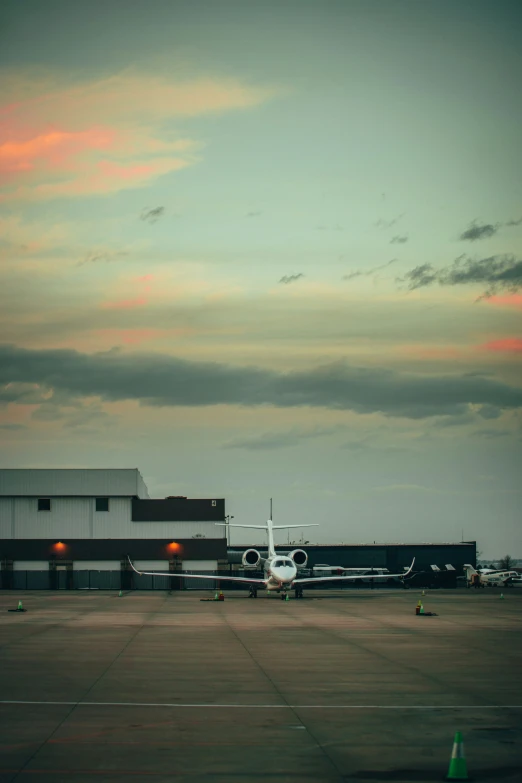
[486,294,522,310]
[479,338,522,354]
[0,69,276,201]
[0,126,115,174]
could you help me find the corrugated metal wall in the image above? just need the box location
[3,496,225,539]
[13,561,48,570]
[73,560,121,570]
[0,468,149,498]
[14,497,91,538]
[0,498,14,538]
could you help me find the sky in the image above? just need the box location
[1,0,521,558]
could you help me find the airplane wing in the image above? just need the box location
[127,557,266,585]
[293,558,415,586]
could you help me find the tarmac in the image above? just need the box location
[0,588,521,782]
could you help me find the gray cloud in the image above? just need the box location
[78,250,129,267]
[400,254,522,296]
[246,211,262,218]
[477,404,502,420]
[279,273,304,284]
[460,221,500,241]
[0,423,27,430]
[2,344,522,420]
[343,259,397,281]
[506,216,522,227]
[472,429,511,439]
[390,235,408,244]
[140,206,165,224]
[224,426,338,451]
[374,214,404,230]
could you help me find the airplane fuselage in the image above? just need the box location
[263,555,297,591]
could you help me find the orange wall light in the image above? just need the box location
[52,541,67,553]
[167,542,181,554]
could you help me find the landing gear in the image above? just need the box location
[294,587,304,599]
[248,587,258,599]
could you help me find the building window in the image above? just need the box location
[96,498,109,512]
[211,500,216,507]
[38,498,51,511]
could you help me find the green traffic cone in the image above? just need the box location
[285,593,289,601]
[500,593,504,600]
[446,731,468,780]
[214,591,218,600]
[419,602,425,615]
[118,590,123,598]
[17,600,23,611]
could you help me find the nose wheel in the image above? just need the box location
[248,587,258,599]
[294,587,304,599]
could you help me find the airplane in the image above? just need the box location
[128,503,415,600]
[464,564,519,588]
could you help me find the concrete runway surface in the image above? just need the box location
[0,588,521,782]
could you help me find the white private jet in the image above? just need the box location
[128,505,415,599]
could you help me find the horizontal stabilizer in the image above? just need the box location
[215,523,270,529]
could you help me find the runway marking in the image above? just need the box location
[2,700,522,709]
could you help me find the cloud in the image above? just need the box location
[486,293,522,310]
[390,235,408,244]
[2,344,522,420]
[140,206,165,224]
[343,259,397,281]
[223,426,337,451]
[279,273,304,284]
[400,254,522,296]
[374,214,404,230]
[78,249,129,266]
[506,217,522,227]
[0,423,26,430]
[0,69,276,201]
[477,404,502,420]
[472,428,511,439]
[246,211,262,218]
[479,338,522,354]
[460,221,500,241]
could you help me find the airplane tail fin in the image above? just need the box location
[463,563,477,578]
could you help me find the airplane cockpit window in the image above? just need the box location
[274,560,283,567]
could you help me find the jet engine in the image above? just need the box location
[242,548,262,568]
[288,549,308,568]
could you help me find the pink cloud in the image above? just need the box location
[0,126,115,175]
[486,294,522,310]
[0,70,274,201]
[479,338,522,354]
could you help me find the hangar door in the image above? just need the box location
[181,560,218,590]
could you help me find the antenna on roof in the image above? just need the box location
[270,497,272,521]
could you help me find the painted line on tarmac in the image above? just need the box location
[1,700,522,709]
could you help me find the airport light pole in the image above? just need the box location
[224,514,234,548]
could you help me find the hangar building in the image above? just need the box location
[0,469,227,590]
